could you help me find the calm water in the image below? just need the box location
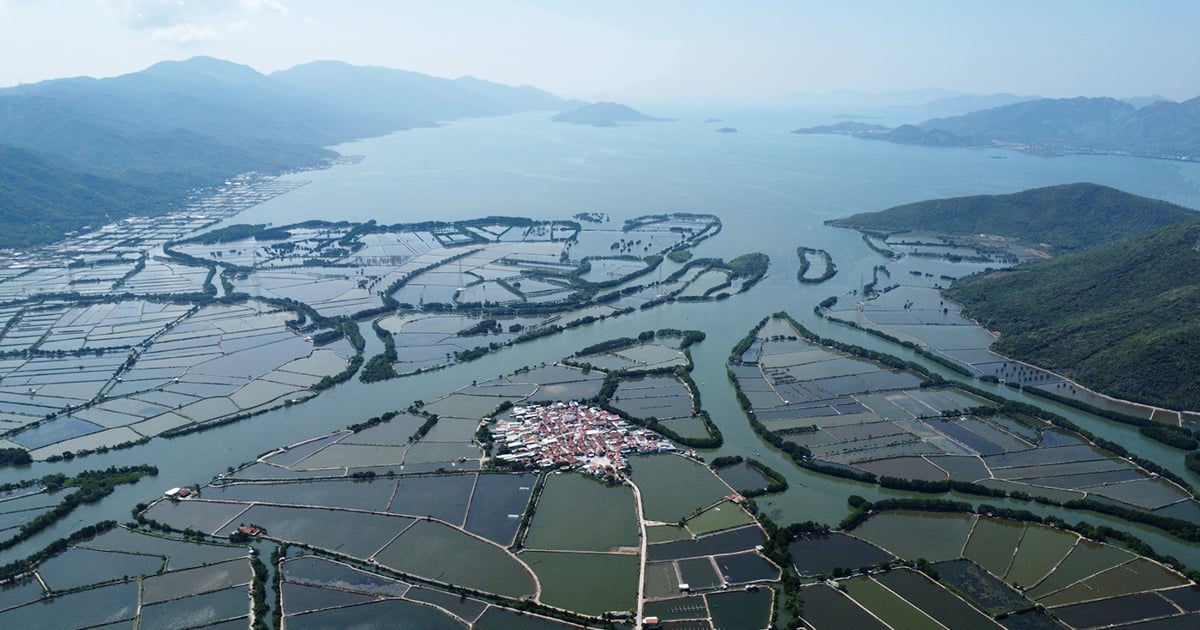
[6,110,1200,564]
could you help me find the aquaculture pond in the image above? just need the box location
[630,454,736,523]
[374,520,536,598]
[715,461,772,493]
[788,532,894,576]
[521,550,638,615]
[707,587,773,630]
[844,575,945,630]
[278,554,548,628]
[522,472,638,552]
[730,314,1196,510]
[842,510,1197,628]
[0,525,254,629]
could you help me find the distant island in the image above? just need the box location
[796,95,1200,160]
[704,117,724,123]
[792,121,889,135]
[793,122,991,148]
[551,102,670,127]
[716,127,738,133]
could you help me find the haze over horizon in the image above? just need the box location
[1,0,1196,105]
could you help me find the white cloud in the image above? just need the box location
[237,0,288,15]
[108,0,214,30]
[151,23,220,46]
[101,0,290,48]
[106,0,286,31]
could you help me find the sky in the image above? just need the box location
[0,0,1197,105]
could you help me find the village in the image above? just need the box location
[490,401,696,478]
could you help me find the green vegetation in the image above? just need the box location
[359,319,399,383]
[0,447,32,467]
[0,146,181,249]
[359,354,398,383]
[345,408,405,432]
[182,223,293,244]
[727,252,770,286]
[947,215,1200,410]
[576,335,641,357]
[829,183,1197,252]
[1140,425,1199,450]
[250,553,270,629]
[667,248,693,263]
[457,318,501,336]
[710,455,744,469]
[0,466,157,555]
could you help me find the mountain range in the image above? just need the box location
[0,57,569,248]
[795,95,1200,160]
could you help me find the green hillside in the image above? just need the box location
[828,183,1196,252]
[946,215,1200,410]
[0,145,179,248]
[0,56,567,249]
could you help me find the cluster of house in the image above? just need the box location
[490,401,677,477]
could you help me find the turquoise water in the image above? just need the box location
[4,111,1200,566]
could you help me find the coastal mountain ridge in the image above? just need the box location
[795,95,1200,159]
[0,56,572,248]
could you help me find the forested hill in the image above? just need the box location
[0,56,568,249]
[946,215,1200,411]
[827,183,1197,253]
[0,145,179,247]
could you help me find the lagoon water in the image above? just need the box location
[6,110,1200,564]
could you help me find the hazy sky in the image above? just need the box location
[1,0,1197,104]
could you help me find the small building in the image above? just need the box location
[164,487,182,498]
